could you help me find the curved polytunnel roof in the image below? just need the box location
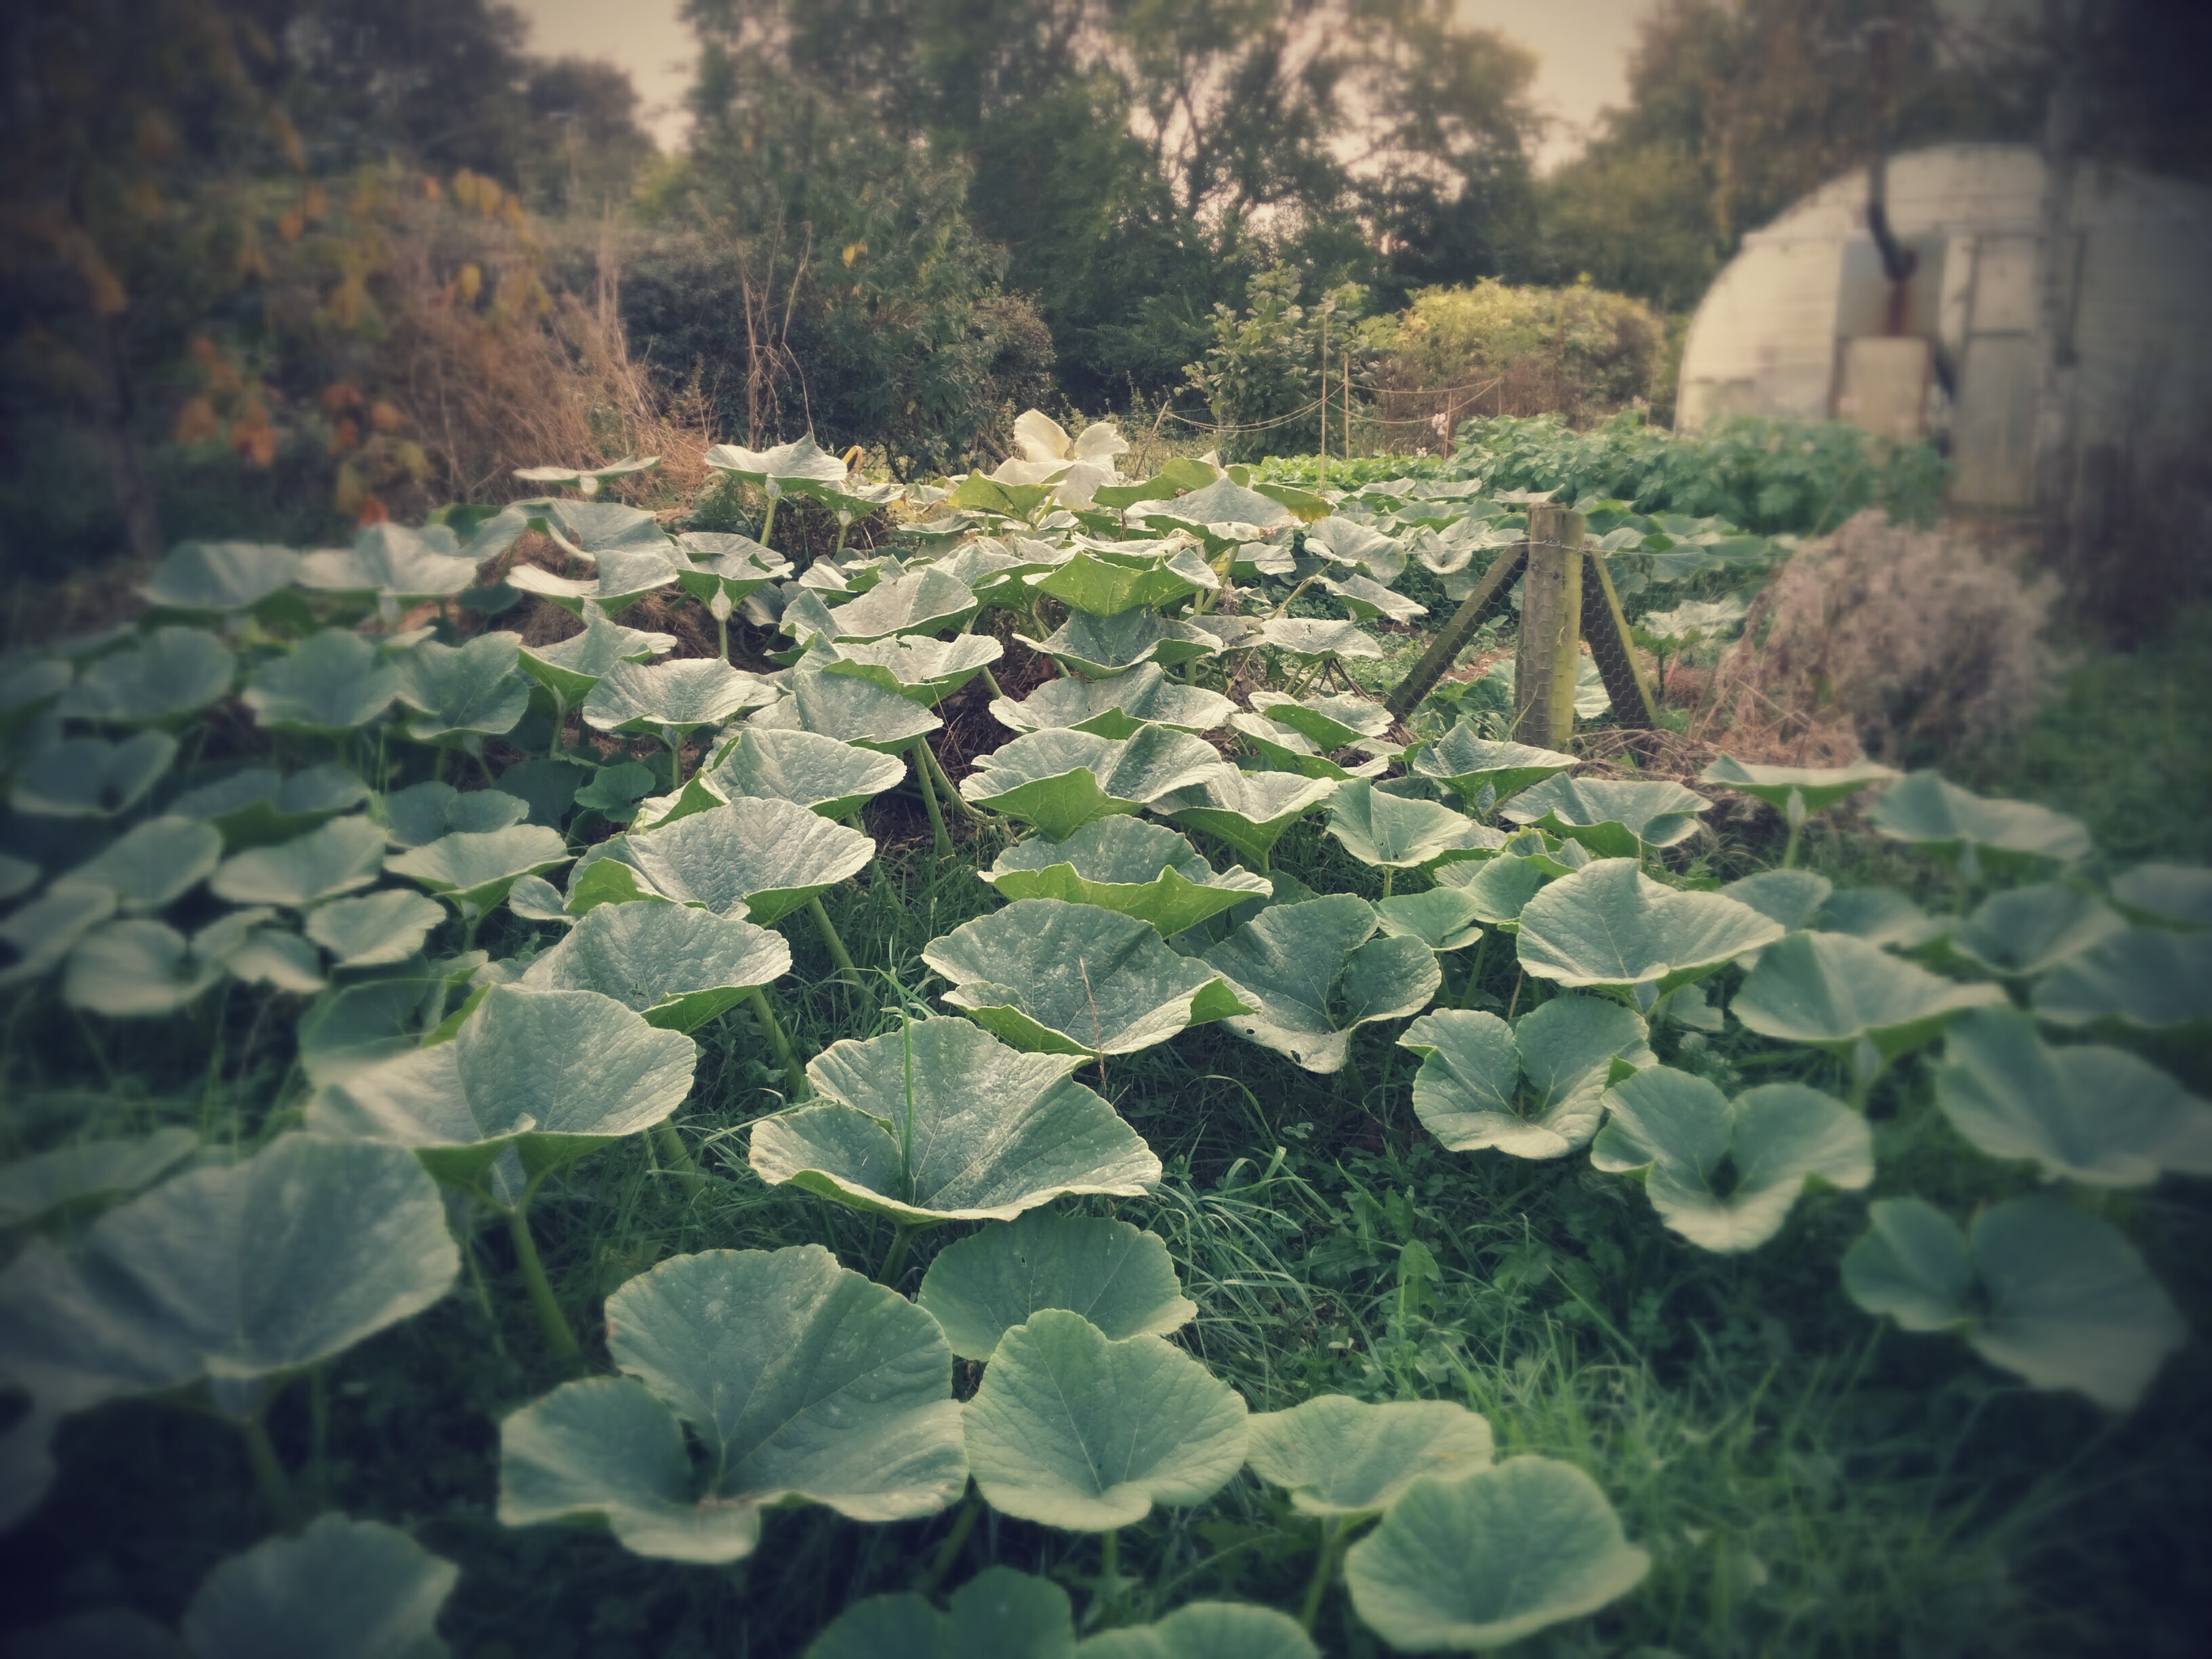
[1677,144,2212,506]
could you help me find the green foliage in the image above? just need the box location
[1448,411,1950,535]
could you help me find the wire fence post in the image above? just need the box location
[1514,504,1585,747]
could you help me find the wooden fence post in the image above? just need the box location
[1514,504,1585,747]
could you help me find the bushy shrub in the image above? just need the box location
[1371,279,1664,436]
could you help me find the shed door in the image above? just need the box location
[1950,235,2041,508]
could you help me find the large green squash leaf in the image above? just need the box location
[392,634,529,743]
[917,1208,1195,1360]
[1592,1069,1872,1251]
[964,1309,1247,1529]
[1843,1196,2184,1410]
[1516,860,1781,996]
[10,731,176,817]
[1325,781,1504,870]
[1732,930,2005,1061]
[574,798,872,924]
[751,1017,1160,1224]
[2030,928,2212,1030]
[243,631,401,732]
[1246,1395,1492,1517]
[1343,1458,1650,1651]
[989,662,1234,739]
[983,817,1271,937]
[703,434,853,488]
[2108,863,2212,929]
[499,1244,965,1562]
[521,900,790,1031]
[58,628,236,723]
[61,920,223,1016]
[181,1513,459,1659]
[1229,713,1390,781]
[747,655,943,752]
[1501,776,1708,859]
[0,1134,457,1425]
[1948,882,2127,979]
[387,825,574,912]
[1256,618,1383,662]
[507,548,680,616]
[514,602,674,702]
[1399,998,1654,1158]
[211,817,388,908]
[1078,1604,1318,1658]
[308,984,696,1183]
[375,782,529,848]
[1202,895,1439,1073]
[1869,772,2093,871]
[923,899,1247,1057]
[1935,1006,2212,1185]
[304,891,447,970]
[819,569,979,640]
[0,1128,199,1229]
[1699,756,1896,815]
[1029,610,1218,678]
[704,728,906,819]
[1033,545,1210,617]
[1409,727,1577,812]
[817,635,1003,705]
[1155,769,1338,866]
[55,817,223,913]
[581,657,773,737]
[805,1568,1076,1659]
[300,525,481,602]
[960,726,1229,844]
[1248,691,1392,750]
[141,540,302,613]
[0,888,117,991]
[167,764,369,849]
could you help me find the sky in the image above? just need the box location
[514,0,1648,170]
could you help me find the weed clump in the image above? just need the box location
[1710,510,2057,769]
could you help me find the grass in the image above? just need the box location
[3,597,2207,1657]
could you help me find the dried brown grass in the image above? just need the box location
[378,213,717,514]
[1700,510,2057,769]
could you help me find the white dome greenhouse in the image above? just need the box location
[1674,143,2212,508]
